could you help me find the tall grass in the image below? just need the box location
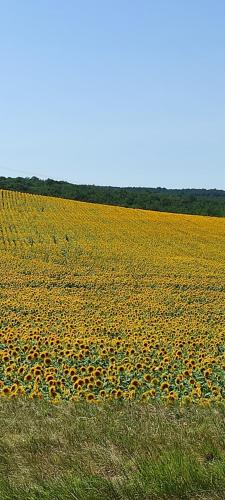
[1,399,225,499]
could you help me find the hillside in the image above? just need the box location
[0,188,225,404]
[1,175,225,216]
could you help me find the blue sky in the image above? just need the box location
[1,1,225,189]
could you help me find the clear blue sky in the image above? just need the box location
[1,1,225,189]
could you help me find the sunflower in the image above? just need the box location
[204,369,212,378]
[86,393,95,401]
[10,384,18,393]
[130,379,139,387]
[49,386,57,397]
[115,389,123,398]
[160,381,169,391]
[2,386,10,395]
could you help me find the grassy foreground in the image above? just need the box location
[1,400,225,499]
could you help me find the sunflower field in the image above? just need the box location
[0,189,224,404]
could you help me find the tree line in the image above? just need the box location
[0,176,225,217]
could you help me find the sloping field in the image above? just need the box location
[0,189,225,403]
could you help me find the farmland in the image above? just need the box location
[0,188,224,404]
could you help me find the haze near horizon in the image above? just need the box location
[1,1,225,189]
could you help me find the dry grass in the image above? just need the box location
[1,399,225,499]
